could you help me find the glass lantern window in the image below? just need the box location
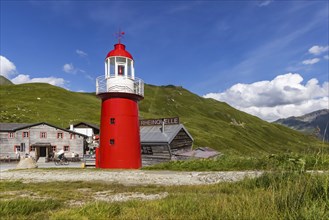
[127,59,132,78]
[118,65,125,75]
[116,57,126,63]
[109,58,115,76]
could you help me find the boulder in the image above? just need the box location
[16,157,38,169]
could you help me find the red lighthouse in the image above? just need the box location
[96,36,144,169]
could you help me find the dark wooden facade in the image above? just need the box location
[140,124,193,166]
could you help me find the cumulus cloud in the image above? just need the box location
[203,73,329,121]
[62,63,85,74]
[0,55,17,78]
[11,74,66,87]
[76,49,88,57]
[63,63,75,73]
[0,55,67,88]
[302,58,320,65]
[308,45,329,55]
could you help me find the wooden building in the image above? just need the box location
[140,117,194,166]
[0,122,87,161]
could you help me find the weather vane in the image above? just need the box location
[115,30,125,44]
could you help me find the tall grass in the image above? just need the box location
[143,152,329,171]
[0,199,62,219]
[49,173,328,219]
[1,172,328,219]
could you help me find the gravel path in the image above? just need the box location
[0,169,263,186]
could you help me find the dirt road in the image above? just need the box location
[0,169,263,185]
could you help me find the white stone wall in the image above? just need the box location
[0,124,85,159]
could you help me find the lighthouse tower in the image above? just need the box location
[96,35,144,169]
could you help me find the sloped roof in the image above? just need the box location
[66,122,100,130]
[0,122,88,137]
[0,123,35,131]
[140,124,193,144]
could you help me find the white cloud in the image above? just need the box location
[62,63,85,74]
[85,74,93,81]
[0,56,68,88]
[258,0,273,7]
[302,58,320,65]
[0,55,17,78]
[11,74,66,87]
[324,55,329,60]
[76,49,88,57]
[203,73,329,121]
[308,45,329,55]
[63,63,75,73]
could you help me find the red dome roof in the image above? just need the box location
[105,43,133,60]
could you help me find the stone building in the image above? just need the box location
[0,122,87,161]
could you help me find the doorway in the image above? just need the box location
[39,147,47,157]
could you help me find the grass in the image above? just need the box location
[143,152,329,171]
[0,172,328,219]
[0,199,61,219]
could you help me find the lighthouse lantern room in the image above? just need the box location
[96,34,144,169]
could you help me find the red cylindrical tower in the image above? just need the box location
[96,40,144,169]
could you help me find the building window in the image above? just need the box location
[8,132,15,138]
[109,139,115,145]
[64,146,69,152]
[141,146,153,155]
[70,134,75,139]
[110,118,115,124]
[52,146,57,152]
[14,144,25,152]
[20,143,26,152]
[23,132,29,138]
[14,145,21,152]
[40,132,47,138]
[30,146,36,152]
[57,132,63,139]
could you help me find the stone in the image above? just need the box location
[16,158,38,169]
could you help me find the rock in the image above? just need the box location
[16,158,38,169]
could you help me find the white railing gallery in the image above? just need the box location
[96,75,144,97]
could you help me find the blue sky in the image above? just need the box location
[1,0,328,121]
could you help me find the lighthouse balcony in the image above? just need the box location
[96,75,144,97]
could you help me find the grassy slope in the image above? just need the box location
[0,83,325,155]
[0,83,100,128]
[141,85,325,154]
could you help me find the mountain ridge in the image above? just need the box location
[0,76,13,86]
[275,109,329,141]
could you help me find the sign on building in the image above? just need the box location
[139,117,179,126]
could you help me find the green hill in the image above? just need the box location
[0,83,100,128]
[0,76,13,85]
[0,83,325,155]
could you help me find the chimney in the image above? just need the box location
[161,119,165,133]
[70,124,74,131]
